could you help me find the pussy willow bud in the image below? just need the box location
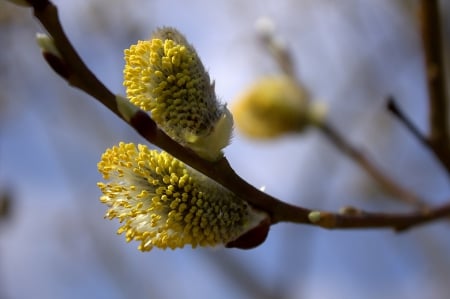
[232,75,326,139]
[97,142,269,251]
[123,27,233,161]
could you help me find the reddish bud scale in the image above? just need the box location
[226,217,271,249]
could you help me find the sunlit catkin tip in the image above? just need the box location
[232,75,324,139]
[97,142,268,251]
[123,27,233,161]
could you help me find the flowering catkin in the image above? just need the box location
[123,27,233,161]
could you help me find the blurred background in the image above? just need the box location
[1,0,450,298]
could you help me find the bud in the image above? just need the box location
[232,75,326,139]
[123,27,233,161]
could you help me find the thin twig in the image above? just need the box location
[19,0,450,231]
[387,96,450,178]
[387,97,429,148]
[32,0,121,116]
[318,121,430,209]
[307,201,450,231]
[256,18,296,78]
[259,19,440,207]
[419,0,450,172]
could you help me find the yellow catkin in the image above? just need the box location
[123,27,233,161]
[97,142,265,251]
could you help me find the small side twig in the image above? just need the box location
[318,121,430,209]
[387,97,429,148]
[387,97,450,179]
[256,17,296,78]
[307,201,450,231]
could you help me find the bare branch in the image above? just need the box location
[387,96,429,148]
[318,121,430,209]
[419,0,450,171]
[308,201,450,231]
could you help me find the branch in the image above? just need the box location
[318,121,431,209]
[256,18,441,208]
[17,0,450,231]
[387,97,429,148]
[255,17,296,78]
[419,0,450,171]
[307,201,450,231]
[387,96,450,176]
